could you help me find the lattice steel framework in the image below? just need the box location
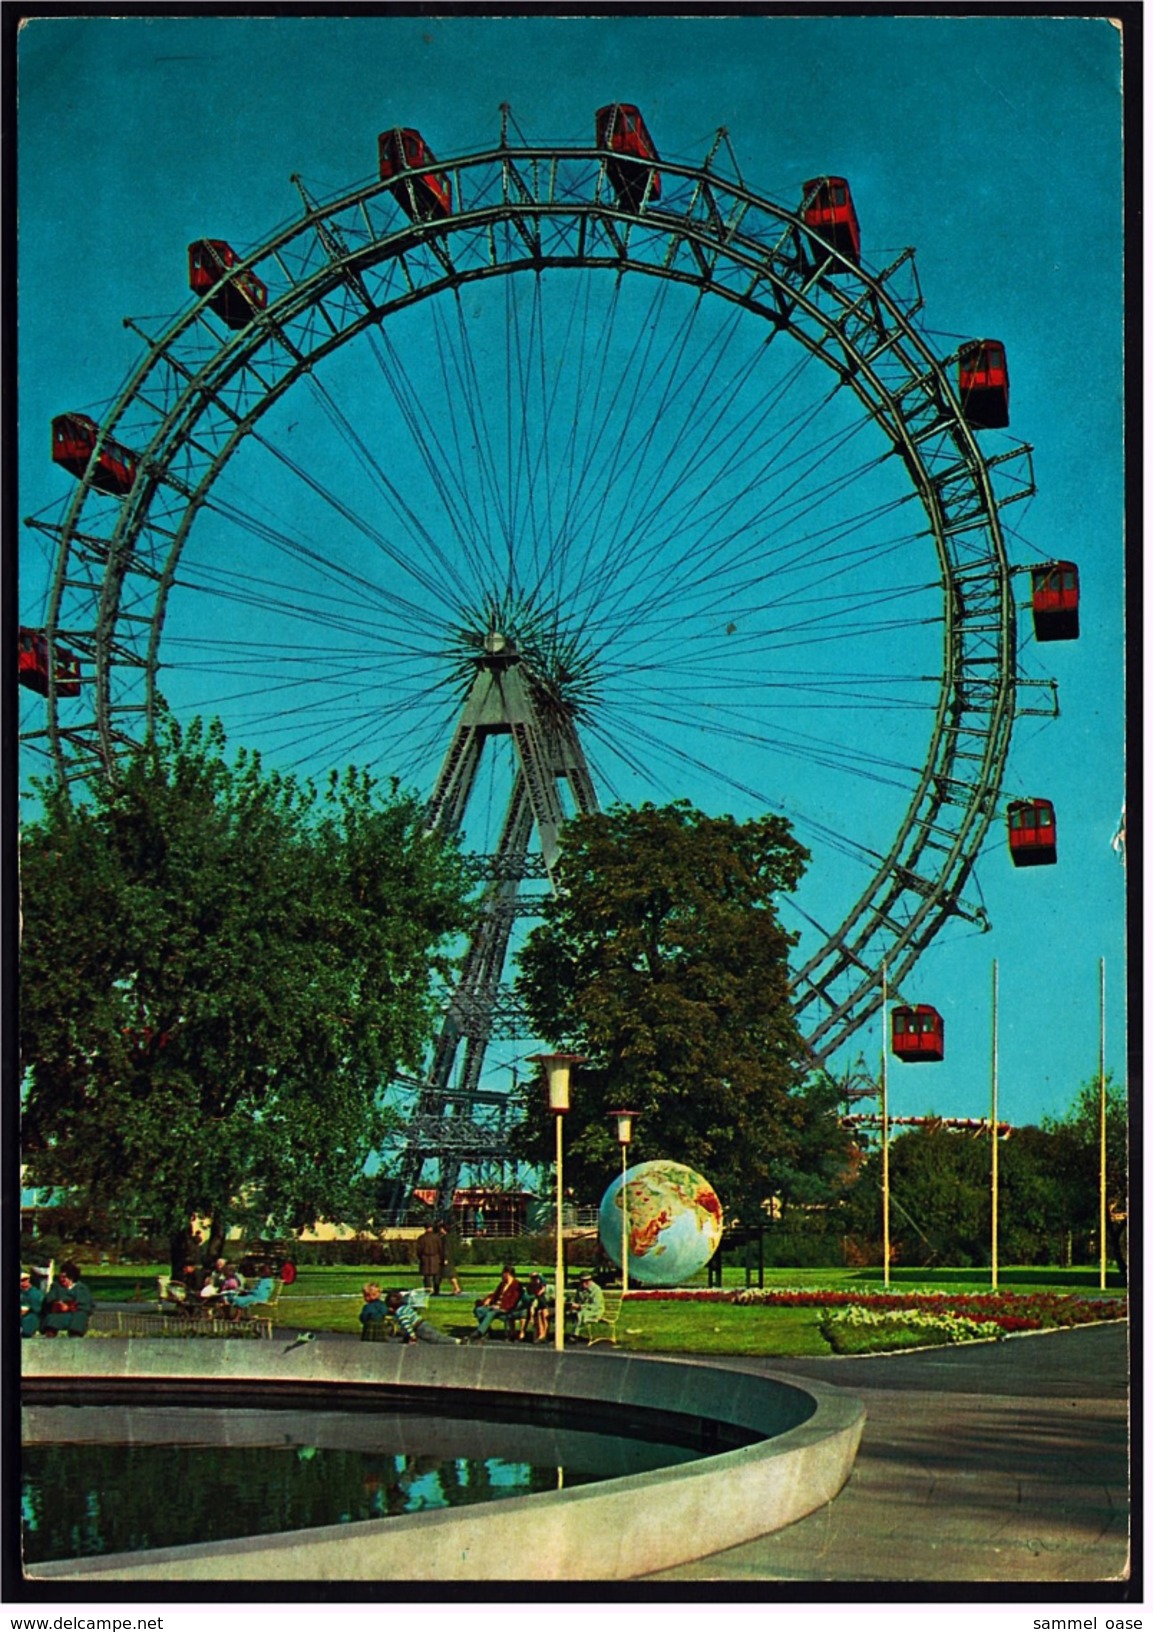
[393,633,599,1204]
[24,110,1036,1146]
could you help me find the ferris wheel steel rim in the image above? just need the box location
[29,132,1033,1061]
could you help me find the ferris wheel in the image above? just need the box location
[21,103,1065,1208]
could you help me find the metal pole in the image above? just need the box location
[555,1112,565,1352]
[621,1144,629,1296]
[991,959,999,1290]
[1100,958,1108,1292]
[881,963,890,1289]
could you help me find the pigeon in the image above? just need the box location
[283,1331,315,1353]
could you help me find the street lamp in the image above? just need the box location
[530,1053,586,1352]
[607,1109,640,1295]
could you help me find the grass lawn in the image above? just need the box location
[73,1261,1126,1358]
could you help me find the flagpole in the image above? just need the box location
[991,959,999,1290]
[881,962,890,1289]
[1099,958,1107,1291]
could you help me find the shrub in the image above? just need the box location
[759,1232,845,1269]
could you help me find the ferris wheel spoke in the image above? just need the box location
[174,554,448,649]
[579,386,888,641]
[301,370,480,607]
[366,317,499,597]
[232,410,471,612]
[584,510,930,665]
[199,455,467,632]
[437,288,524,591]
[558,292,789,614]
[618,684,924,786]
[583,708,882,868]
[542,279,679,608]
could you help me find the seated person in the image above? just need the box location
[520,1272,551,1342]
[204,1261,241,1299]
[41,1261,94,1338]
[164,1261,212,1314]
[470,1264,523,1341]
[386,1290,459,1345]
[223,1263,275,1314]
[567,1272,606,1340]
[359,1281,392,1341]
[164,1262,198,1301]
[197,1257,228,1298]
[20,1269,44,1338]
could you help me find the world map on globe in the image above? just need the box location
[598,1159,724,1287]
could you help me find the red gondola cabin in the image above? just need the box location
[18,627,81,698]
[51,413,138,496]
[378,129,453,221]
[957,340,1010,429]
[891,1004,945,1063]
[1031,560,1080,642]
[596,104,662,209]
[800,177,861,266]
[188,240,268,330]
[1007,798,1057,867]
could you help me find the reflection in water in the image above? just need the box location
[21,1442,594,1564]
[21,1407,702,1565]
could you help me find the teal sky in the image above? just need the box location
[17,13,1128,1134]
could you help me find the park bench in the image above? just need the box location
[573,1288,624,1347]
[142,1276,283,1339]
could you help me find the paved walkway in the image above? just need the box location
[641,1323,1130,1584]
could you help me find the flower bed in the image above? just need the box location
[625,1286,1126,1336]
[817,1305,1005,1354]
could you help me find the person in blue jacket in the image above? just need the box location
[41,1262,94,1337]
[20,1269,43,1338]
[223,1262,276,1315]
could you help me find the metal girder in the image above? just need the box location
[389,634,600,1215]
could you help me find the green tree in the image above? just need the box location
[19,716,474,1272]
[1042,1074,1128,1278]
[997,1124,1076,1265]
[838,1122,990,1267]
[512,800,840,1218]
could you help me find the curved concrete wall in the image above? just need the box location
[23,1340,864,1582]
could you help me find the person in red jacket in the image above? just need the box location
[469,1264,523,1341]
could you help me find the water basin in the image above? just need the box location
[23,1403,711,1564]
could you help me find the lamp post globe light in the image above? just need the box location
[530,1053,586,1352]
[607,1110,640,1296]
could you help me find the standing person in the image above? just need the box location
[438,1222,462,1295]
[41,1261,94,1338]
[415,1222,446,1295]
[20,1270,44,1338]
[359,1282,391,1342]
[469,1264,523,1342]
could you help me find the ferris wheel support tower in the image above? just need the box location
[390,629,599,1217]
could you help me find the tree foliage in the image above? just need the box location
[1042,1074,1128,1276]
[512,800,849,1217]
[838,1074,1129,1275]
[19,717,474,1259]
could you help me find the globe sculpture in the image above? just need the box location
[598,1160,724,1287]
